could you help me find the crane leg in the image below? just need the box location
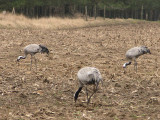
[85,87,89,103]
[34,56,37,71]
[134,59,137,72]
[87,84,98,105]
[30,55,33,70]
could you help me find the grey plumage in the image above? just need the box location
[17,44,49,70]
[74,67,102,104]
[123,46,151,72]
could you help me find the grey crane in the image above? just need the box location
[74,67,102,104]
[123,46,151,72]
[17,44,49,70]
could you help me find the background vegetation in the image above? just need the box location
[0,0,160,21]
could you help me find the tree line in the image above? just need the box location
[0,0,160,21]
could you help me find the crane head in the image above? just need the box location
[39,45,49,54]
[141,46,151,54]
[17,56,23,62]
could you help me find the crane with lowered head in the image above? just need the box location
[17,44,49,70]
[123,46,151,72]
[74,67,103,104]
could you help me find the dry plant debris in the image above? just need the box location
[0,20,160,119]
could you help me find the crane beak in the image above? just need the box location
[148,49,151,54]
[46,52,49,57]
[149,51,151,54]
[16,59,20,66]
[47,50,49,55]
[17,58,20,62]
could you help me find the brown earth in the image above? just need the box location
[0,22,160,120]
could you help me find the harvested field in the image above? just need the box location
[0,20,160,120]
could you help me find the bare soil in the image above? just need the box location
[0,21,160,120]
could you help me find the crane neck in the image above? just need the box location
[123,61,132,68]
[17,56,26,62]
[74,87,83,102]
